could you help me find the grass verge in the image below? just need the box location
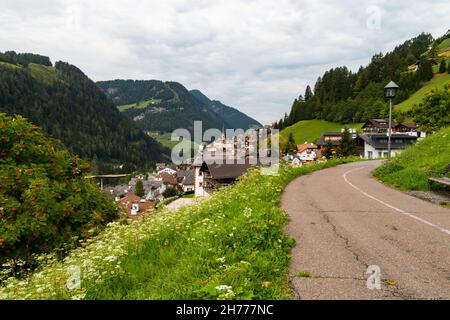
[0,159,352,300]
[373,126,450,191]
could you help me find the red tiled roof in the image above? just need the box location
[119,193,141,205]
[118,193,154,219]
[296,143,318,153]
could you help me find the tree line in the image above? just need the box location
[0,51,52,67]
[275,33,440,129]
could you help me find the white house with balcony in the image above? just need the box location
[295,143,319,162]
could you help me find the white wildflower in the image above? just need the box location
[215,285,232,291]
[216,257,226,264]
[71,293,86,300]
[243,207,252,218]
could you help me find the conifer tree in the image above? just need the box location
[304,85,313,102]
[337,128,357,157]
[135,180,145,197]
[323,140,334,159]
[439,59,447,73]
[418,58,433,82]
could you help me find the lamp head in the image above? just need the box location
[384,81,399,99]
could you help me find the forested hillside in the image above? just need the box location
[0,52,166,173]
[97,80,261,132]
[276,32,447,128]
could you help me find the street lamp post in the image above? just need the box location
[384,81,399,160]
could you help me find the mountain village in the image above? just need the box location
[106,117,427,219]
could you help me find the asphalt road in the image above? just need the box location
[281,161,450,300]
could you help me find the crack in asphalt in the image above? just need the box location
[288,278,302,300]
[307,199,368,268]
[305,198,414,299]
[323,213,368,268]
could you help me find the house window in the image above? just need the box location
[383,152,388,158]
[368,151,373,159]
[199,182,203,188]
[199,171,202,176]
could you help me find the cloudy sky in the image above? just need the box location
[1,0,449,124]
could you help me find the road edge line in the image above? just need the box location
[343,167,450,236]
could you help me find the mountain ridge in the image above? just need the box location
[190,89,261,130]
[0,51,166,173]
[97,80,261,132]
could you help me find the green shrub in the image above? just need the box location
[373,160,404,178]
[411,85,450,132]
[0,113,118,263]
[381,167,429,190]
[162,187,177,198]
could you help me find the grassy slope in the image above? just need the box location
[397,37,450,113]
[148,131,199,154]
[281,120,363,144]
[148,131,183,148]
[27,63,58,84]
[395,73,450,113]
[117,99,162,112]
[0,159,352,300]
[438,38,450,51]
[373,126,450,190]
[0,61,21,69]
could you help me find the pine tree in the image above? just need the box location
[418,58,433,82]
[406,53,416,66]
[283,113,288,127]
[304,85,313,102]
[285,132,296,154]
[439,59,447,73]
[135,180,145,197]
[323,140,334,159]
[337,128,357,157]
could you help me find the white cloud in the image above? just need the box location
[0,0,449,125]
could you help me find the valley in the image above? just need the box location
[97,80,261,133]
[1,20,450,303]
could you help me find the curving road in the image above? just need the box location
[281,161,450,300]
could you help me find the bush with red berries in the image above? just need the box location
[0,113,118,263]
